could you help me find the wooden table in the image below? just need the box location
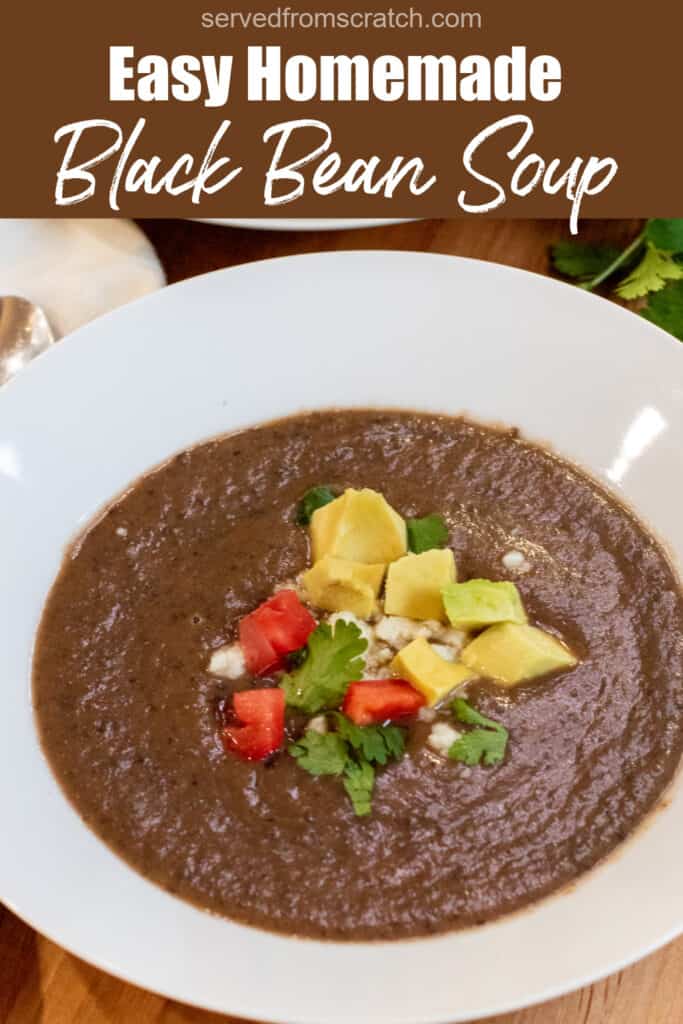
[3,216,678,1024]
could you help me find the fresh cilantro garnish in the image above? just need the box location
[342,758,375,817]
[550,241,622,281]
[449,729,508,767]
[646,219,683,252]
[448,697,509,767]
[407,514,449,554]
[642,280,683,341]
[296,486,337,526]
[615,243,683,301]
[284,646,307,670]
[333,713,406,766]
[288,712,404,816]
[550,219,683,342]
[288,731,348,775]
[281,620,367,714]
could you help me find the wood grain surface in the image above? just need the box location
[4,215,678,1024]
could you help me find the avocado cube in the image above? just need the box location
[310,488,407,564]
[302,555,386,618]
[460,622,577,686]
[385,549,456,622]
[391,637,474,706]
[442,579,527,631]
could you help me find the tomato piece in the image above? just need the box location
[342,679,425,726]
[223,688,285,761]
[255,590,316,654]
[239,614,279,676]
[239,590,316,676]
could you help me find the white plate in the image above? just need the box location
[0,219,165,336]
[1,251,682,1024]
[192,217,411,231]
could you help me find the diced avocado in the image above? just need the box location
[442,579,527,631]
[391,637,474,706]
[310,488,407,565]
[460,622,577,686]
[385,549,456,622]
[302,556,386,618]
[309,492,346,560]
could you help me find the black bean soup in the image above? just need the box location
[33,411,683,939]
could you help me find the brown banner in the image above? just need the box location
[2,0,681,220]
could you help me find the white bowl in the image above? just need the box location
[191,217,411,231]
[1,251,682,1024]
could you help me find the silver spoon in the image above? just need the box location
[0,296,56,387]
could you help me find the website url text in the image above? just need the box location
[201,9,482,31]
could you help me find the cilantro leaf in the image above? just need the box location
[642,280,683,341]
[296,486,337,526]
[288,731,348,775]
[550,241,622,281]
[449,697,509,767]
[616,242,683,301]
[333,713,406,766]
[451,698,502,730]
[343,758,375,816]
[550,222,683,344]
[288,714,404,816]
[284,646,307,670]
[645,219,683,254]
[281,620,367,714]
[407,514,449,554]
[449,729,508,766]
[377,723,406,761]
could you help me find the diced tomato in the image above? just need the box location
[239,614,280,676]
[223,688,285,761]
[342,679,425,726]
[255,590,316,655]
[239,590,316,676]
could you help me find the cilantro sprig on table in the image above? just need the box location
[289,717,406,816]
[281,620,367,714]
[448,698,509,767]
[550,219,683,341]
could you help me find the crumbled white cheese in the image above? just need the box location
[374,615,467,675]
[307,715,328,735]
[375,614,466,651]
[363,640,394,679]
[502,549,531,573]
[375,615,425,648]
[208,643,246,679]
[417,619,444,637]
[418,706,438,723]
[434,626,467,650]
[373,645,393,664]
[427,721,462,756]
[430,642,457,662]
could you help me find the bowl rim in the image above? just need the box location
[2,248,683,1023]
